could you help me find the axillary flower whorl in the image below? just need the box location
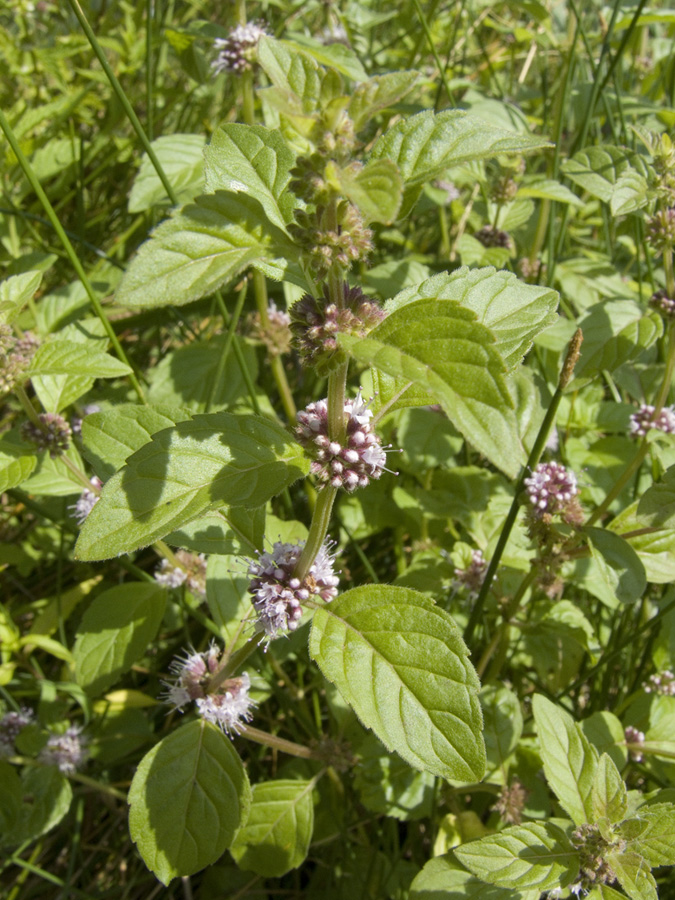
[296,392,391,492]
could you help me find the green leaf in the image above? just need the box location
[353,733,435,821]
[128,719,251,884]
[14,767,73,844]
[637,465,675,528]
[309,584,486,782]
[385,268,559,371]
[204,124,296,230]
[481,684,523,773]
[0,270,42,324]
[611,169,651,215]
[622,803,675,866]
[348,71,420,133]
[333,159,403,224]
[532,694,599,825]
[81,404,192,480]
[0,761,22,836]
[410,854,536,900]
[561,146,650,205]
[75,413,309,560]
[230,779,315,877]
[571,300,663,386]
[166,506,264,556]
[26,339,132,378]
[339,299,524,478]
[517,178,584,206]
[115,191,297,310]
[129,134,206,212]
[609,500,675,584]
[590,753,628,824]
[74,583,167,696]
[206,554,255,647]
[454,822,578,890]
[285,34,367,81]
[370,110,550,186]
[607,851,657,900]
[257,36,322,116]
[585,528,647,605]
[0,440,37,491]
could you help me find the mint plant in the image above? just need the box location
[2,2,675,897]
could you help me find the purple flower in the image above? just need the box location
[38,725,88,774]
[453,549,488,597]
[0,707,34,757]
[154,551,207,597]
[69,476,102,525]
[21,412,72,458]
[629,403,675,437]
[195,673,255,735]
[296,392,391,492]
[524,462,578,517]
[625,725,645,762]
[247,540,339,639]
[644,669,675,696]
[212,23,267,75]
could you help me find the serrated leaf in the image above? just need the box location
[370,110,549,186]
[622,803,675,866]
[204,124,296,230]
[309,584,486,782]
[410,854,536,900]
[286,34,367,81]
[348,71,420,133]
[0,270,42,323]
[334,158,403,224]
[26,339,132,378]
[637,465,675,528]
[585,528,647,605]
[339,299,524,478]
[572,301,663,386]
[454,822,578,890]
[561,146,650,204]
[129,134,206,212]
[608,851,657,900]
[591,753,628,823]
[82,404,192,480]
[75,413,309,560]
[74,583,166,695]
[532,695,599,825]
[230,779,314,877]
[0,441,37,491]
[385,268,559,371]
[128,720,251,884]
[116,191,297,310]
[611,169,651,215]
[257,36,322,116]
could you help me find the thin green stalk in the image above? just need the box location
[294,486,339,582]
[146,0,154,142]
[252,270,297,422]
[411,0,454,106]
[0,109,145,402]
[464,330,583,644]
[66,0,178,206]
[240,725,325,760]
[214,290,260,414]
[206,280,248,413]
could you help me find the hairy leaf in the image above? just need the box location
[128,720,251,884]
[532,695,599,825]
[590,753,628,824]
[410,855,537,900]
[339,299,524,478]
[0,270,42,324]
[257,36,322,115]
[309,584,486,782]
[454,822,578,890]
[334,158,403,224]
[27,339,131,378]
[370,110,549,186]
[116,192,297,310]
[0,440,37,492]
[75,413,309,560]
[608,851,657,900]
[129,134,206,212]
[622,803,675,866]
[349,71,420,132]
[561,146,650,205]
[74,583,167,695]
[230,779,315,877]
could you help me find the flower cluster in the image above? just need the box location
[211,23,267,75]
[625,725,646,762]
[38,725,88,774]
[296,392,389,492]
[490,176,518,204]
[453,549,489,598]
[69,476,102,526]
[248,301,292,357]
[643,669,675,695]
[524,462,579,519]
[247,540,339,639]
[155,551,207,598]
[289,284,385,374]
[569,823,618,894]
[650,288,675,318]
[164,644,255,735]
[0,707,34,757]
[21,412,72,457]
[517,257,546,283]
[492,779,528,825]
[289,203,372,279]
[646,207,675,251]
[475,225,512,250]
[629,403,675,437]
[0,330,39,394]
